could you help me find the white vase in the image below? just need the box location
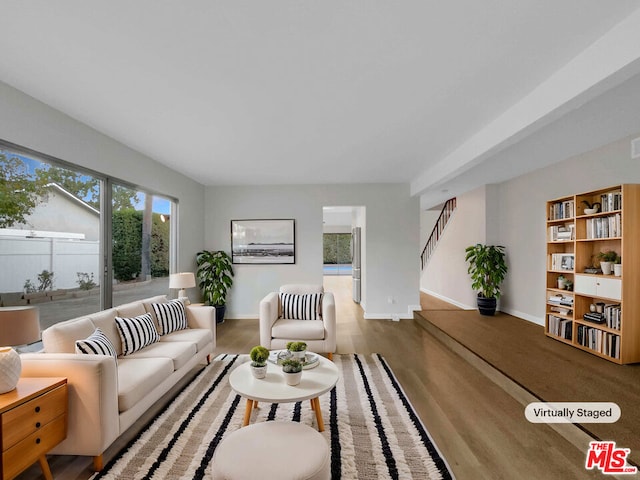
[0,347,21,394]
[600,261,613,275]
[284,371,302,386]
[251,364,267,379]
[292,350,306,361]
[614,264,622,277]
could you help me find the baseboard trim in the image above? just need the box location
[499,307,544,326]
[420,288,474,310]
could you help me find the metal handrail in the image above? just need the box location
[420,198,457,270]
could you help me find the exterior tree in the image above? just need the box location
[0,153,43,228]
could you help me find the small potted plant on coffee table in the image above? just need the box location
[249,345,270,379]
[281,359,303,385]
[286,341,307,361]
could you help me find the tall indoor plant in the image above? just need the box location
[464,244,508,316]
[196,250,234,323]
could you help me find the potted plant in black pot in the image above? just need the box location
[464,244,508,316]
[196,250,234,324]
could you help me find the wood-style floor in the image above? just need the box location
[18,277,603,480]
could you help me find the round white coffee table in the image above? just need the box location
[229,354,339,431]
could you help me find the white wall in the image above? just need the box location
[0,81,205,274]
[421,185,493,309]
[204,184,419,319]
[423,131,640,325]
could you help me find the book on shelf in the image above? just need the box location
[548,223,575,241]
[585,213,621,239]
[576,325,620,359]
[549,200,575,220]
[548,315,572,340]
[600,191,622,212]
[603,304,622,330]
[583,312,605,324]
[548,293,574,305]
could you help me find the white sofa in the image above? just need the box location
[259,284,336,359]
[20,295,215,471]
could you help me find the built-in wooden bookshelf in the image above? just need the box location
[545,184,640,364]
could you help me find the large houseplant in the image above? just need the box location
[196,250,234,323]
[464,244,508,316]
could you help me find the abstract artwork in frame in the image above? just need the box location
[231,219,295,264]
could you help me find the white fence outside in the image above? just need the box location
[0,236,99,293]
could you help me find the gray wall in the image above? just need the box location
[422,131,640,324]
[0,81,205,273]
[204,184,420,319]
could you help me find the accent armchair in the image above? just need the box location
[259,284,336,360]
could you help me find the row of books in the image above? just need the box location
[598,191,622,213]
[549,253,574,272]
[585,214,621,239]
[548,315,572,340]
[576,325,620,359]
[603,304,622,330]
[549,200,574,220]
[548,224,574,241]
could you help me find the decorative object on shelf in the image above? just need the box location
[464,244,508,316]
[614,255,622,277]
[286,341,307,360]
[231,219,296,264]
[557,275,567,290]
[281,359,303,385]
[0,306,41,393]
[564,280,573,291]
[169,272,196,304]
[581,200,601,215]
[597,250,617,275]
[249,345,270,379]
[196,250,234,324]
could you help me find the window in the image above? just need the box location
[0,145,175,342]
[323,233,352,275]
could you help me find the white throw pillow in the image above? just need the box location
[152,299,188,335]
[75,328,117,360]
[280,292,323,320]
[115,313,159,355]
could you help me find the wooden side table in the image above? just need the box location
[0,377,68,480]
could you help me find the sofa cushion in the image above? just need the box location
[88,308,121,356]
[160,328,213,353]
[41,317,96,353]
[122,341,196,371]
[152,299,188,335]
[116,301,146,318]
[142,295,169,325]
[271,319,325,340]
[75,328,118,360]
[115,313,160,355]
[279,292,322,320]
[116,357,174,412]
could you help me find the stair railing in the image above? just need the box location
[420,197,457,270]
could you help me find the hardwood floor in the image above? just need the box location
[18,277,602,479]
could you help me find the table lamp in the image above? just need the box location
[0,306,41,394]
[169,272,196,303]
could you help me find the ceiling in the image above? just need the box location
[2,1,640,208]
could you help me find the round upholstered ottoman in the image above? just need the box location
[212,421,330,480]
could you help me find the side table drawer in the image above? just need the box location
[2,414,66,480]
[1,385,66,450]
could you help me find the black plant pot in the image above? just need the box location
[215,305,226,324]
[477,295,497,316]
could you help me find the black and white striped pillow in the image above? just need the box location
[152,299,188,335]
[115,313,159,355]
[280,292,322,320]
[75,328,117,360]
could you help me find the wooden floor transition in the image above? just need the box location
[18,277,618,479]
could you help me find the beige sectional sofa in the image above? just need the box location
[20,295,215,471]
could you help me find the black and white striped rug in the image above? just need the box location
[93,354,454,479]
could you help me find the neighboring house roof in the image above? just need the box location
[44,183,99,216]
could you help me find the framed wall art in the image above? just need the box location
[231,219,295,264]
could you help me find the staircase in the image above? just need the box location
[420,197,456,270]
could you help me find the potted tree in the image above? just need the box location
[249,345,270,379]
[286,341,307,361]
[464,244,508,316]
[281,359,303,385]
[196,250,234,324]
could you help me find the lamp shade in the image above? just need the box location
[169,272,196,289]
[0,306,41,346]
[0,306,40,394]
